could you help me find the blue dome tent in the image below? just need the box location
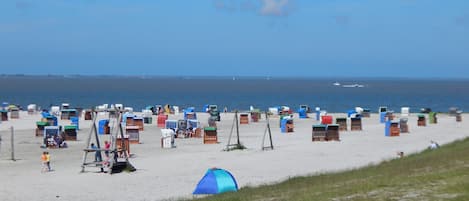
[193,168,238,195]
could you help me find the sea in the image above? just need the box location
[1,75,469,113]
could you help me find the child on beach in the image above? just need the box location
[104,141,110,158]
[41,151,50,172]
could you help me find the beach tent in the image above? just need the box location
[193,168,238,195]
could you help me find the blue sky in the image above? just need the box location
[1,0,468,77]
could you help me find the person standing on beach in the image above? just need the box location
[91,143,102,162]
[104,141,110,158]
[41,151,48,172]
[41,151,51,172]
[46,152,51,171]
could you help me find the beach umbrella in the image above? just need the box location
[193,168,238,195]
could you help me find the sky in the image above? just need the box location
[0,0,468,78]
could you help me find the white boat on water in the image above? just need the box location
[333,82,341,86]
[342,84,364,88]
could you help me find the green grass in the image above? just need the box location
[189,138,469,201]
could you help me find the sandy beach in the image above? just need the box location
[0,111,468,201]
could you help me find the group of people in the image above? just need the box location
[91,141,112,162]
[44,134,67,148]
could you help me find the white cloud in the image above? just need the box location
[213,0,295,17]
[259,0,293,17]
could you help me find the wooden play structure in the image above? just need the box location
[225,111,247,151]
[81,110,135,174]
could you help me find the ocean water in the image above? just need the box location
[1,76,469,113]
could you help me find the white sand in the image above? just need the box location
[0,111,468,201]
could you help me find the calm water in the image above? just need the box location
[1,76,469,113]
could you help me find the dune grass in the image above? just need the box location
[190,137,469,201]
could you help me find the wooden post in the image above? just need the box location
[10,126,15,161]
[235,111,240,146]
[262,111,274,150]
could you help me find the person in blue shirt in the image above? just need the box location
[91,143,102,162]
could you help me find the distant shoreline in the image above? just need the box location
[1,74,469,81]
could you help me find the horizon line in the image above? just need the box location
[1,74,469,80]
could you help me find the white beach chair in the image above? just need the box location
[401,107,410,117]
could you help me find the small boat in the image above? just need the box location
[333,82,341,86]
[342,84,364,88]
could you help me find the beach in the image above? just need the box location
[0,111,468,201]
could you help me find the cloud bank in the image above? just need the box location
[214,0,295,17]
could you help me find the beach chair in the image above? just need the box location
[326,124,340,141]
[133,117,144,131]
[203,127,218,144]
[36,121,48,137]
[165,120,178,132]
[312,125,327,141]
[116,135,130,156]
[126,126,140,144]
[351,117,362,131]
[63,125,77,141]
[336,118,347,131]
[176,119,188,138]
[188,119,201,137]
[417,114,426,126]
[401,107,410,117]
[239,113,249,124]
[400,118,409,133]
[157,114,168,128]
[161,129,175,148]
[44,126,61,148]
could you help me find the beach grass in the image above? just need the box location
[190,137,469,201]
